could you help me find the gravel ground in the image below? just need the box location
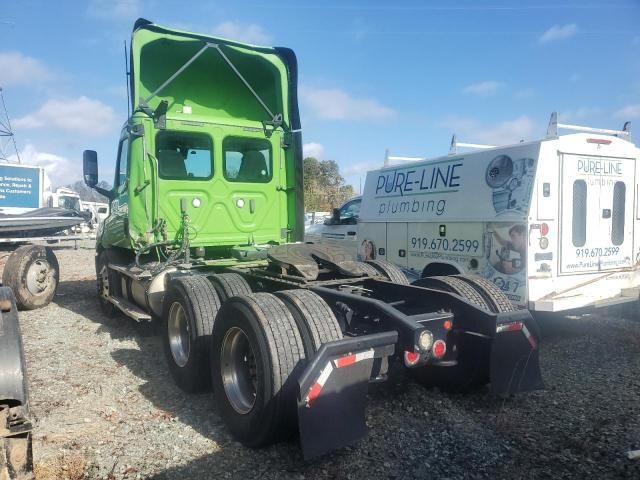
[14,241,640,479]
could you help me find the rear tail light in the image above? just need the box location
[587,138,611,145]
[404,351,420,366]
[443,319,453,331]
[432,340,447,359]
[540,223,549,236]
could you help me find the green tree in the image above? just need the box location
[303,157,354,212]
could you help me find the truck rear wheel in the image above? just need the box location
[210,293,304,447]
[453,275,515,313]
[412,275,492,311]
[2,245,59,310]
[366,260,409,285]
[162,276,221,393]
[209,273,252,301]
[356,261,383,278]
[411,276,492,393]
[274,290,343,357]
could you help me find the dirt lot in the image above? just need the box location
[16,241,640,479]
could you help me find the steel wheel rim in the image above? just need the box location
[221,327,257,414]
[168,302,190,368]
[25,259,52,296]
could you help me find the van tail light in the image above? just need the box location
[540,223,549,236]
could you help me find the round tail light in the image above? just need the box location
[404,350,420,367]
[432,340,447,359]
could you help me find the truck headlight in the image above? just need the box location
[418,330,433,351]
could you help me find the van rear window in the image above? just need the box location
[612,182,625,245]
[572,180,587,247]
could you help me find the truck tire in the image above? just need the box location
[412,276,492,312]
[453,275,515,313]
[356,261,383,278]
[274,290,342,357]
[209,273,252,301]
[210,293,305,447]
[366,260,409,285]
[2,245,59,310]
[411,276,491,393]
[162,275,221,393]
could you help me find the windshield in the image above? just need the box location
[58,196,81,211]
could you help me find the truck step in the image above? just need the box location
[106,295,152,322]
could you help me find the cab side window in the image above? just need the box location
[116,137,129,191]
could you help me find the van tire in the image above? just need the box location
[162,275,221,392]
[274,290,343,357]
[209,273,252,301]
[366,260,409,285]
[3,245,59,310]
[453,275,515,313]
[412,276,492,312]
[210,293,305,447]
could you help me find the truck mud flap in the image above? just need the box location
[489,311,544,395]
[0,288,28,407]
[297,331,397,460]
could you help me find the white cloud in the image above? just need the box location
[539,24,578,44]
[300,86,396,121]
[8,144,75,188]
[559,107,601,122]
[303,142,324,159]
[441,115,536,145]
[212,21,272,44]
[462,81,503,96]
[614,104,640,120]
[0,51,52,87]
[13,96,118,137]
[87,0,141,21]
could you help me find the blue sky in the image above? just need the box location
[1,0,639,190]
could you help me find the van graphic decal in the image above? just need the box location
[486,156,536,214]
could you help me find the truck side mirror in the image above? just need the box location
[83,150,99,187]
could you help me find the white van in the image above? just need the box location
[305,196,362,259]
[313,114,640,312]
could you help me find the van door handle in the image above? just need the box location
[347,231,356,236]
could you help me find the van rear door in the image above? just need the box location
[559,153,634,274]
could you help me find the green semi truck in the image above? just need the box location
[82,19,543,459]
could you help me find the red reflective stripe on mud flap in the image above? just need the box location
[305,362,334,407]
[334,349,374,368]
[496,321,537,350]
[521,324,537,350]
[305,349,375,407]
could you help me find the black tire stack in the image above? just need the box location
[410,274,515,392]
